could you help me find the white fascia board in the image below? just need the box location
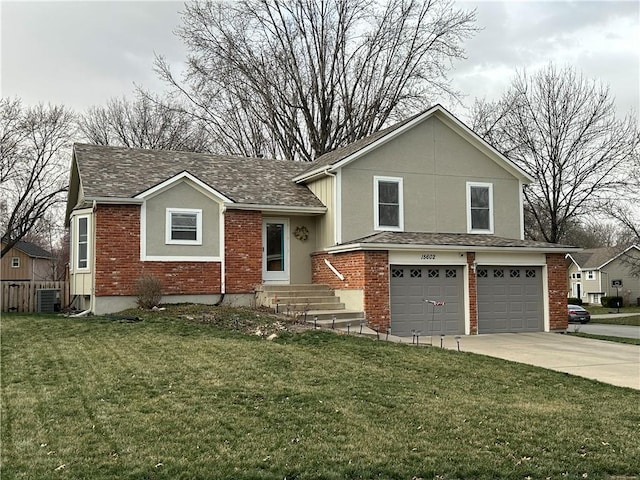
[433,109,535,184]
[293,104,534,184]
[596,244,640,269]
[223,203,326,215]
[85,197,144,205]
[325,242,579,255]
[565,253,582,269]
[134,171,233,203]
[292,107,441,183]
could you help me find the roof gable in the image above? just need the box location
[135,171,233,203]
[294,104,534,184]
[2,240,53,259]
[566,244,640,270]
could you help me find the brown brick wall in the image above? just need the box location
[467,252,478,334]
[546,253,568,330]
[312,250,390,332]
[224,210,262,293]
[94,205,221,297]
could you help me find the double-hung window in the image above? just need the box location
[11,257,20,268]
[467,182,493,233]
[166,208,202,245]
[77,215,89,269]
[374,176,403,231]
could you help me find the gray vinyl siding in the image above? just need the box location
[145,180,221,258]
[602,253,640,304]
[340,116,522,243]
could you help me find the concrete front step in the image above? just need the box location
[269,295,341,305]
[305,309,365,321]
[276,302,346,313]
[311,317,367,329]
[256,284,332,293]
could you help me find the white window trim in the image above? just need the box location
[11,257,20,268]
[586,270,595,280]
[466,182,494,234]
[165,208,202,245]
[75,214,91,271]
[373,176,404,232]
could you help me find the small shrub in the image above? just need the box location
[135,275,163,309]
[600,296,623,308]
[567,297,582,305]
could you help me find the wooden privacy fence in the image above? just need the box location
[1,281,70,313]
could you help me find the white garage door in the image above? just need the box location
[390,265,465,337]
[477,266,543,333]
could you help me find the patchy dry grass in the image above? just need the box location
[2,306,639,479]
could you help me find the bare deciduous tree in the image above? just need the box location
[155,0,477,161]
[472,64,639,244]
[0,99,74,258]
[78,94,213,152]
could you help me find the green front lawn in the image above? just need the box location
[2,308,639,480]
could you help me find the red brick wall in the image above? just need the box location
[546,253,568,330]
[224,210,262,293]
[94,205,221,297]
[311,251,390,332]
[363,251,390,332]
[311,251,365,288]
[467,252,478,334]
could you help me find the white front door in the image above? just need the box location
[262,219,290,283]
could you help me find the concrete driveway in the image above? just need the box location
[440,332,640,390]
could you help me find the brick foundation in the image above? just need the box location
[546,253,568,330]
[94,205,221,297]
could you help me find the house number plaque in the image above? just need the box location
[420,254,436,260]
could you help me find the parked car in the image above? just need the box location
[568,304,591,324]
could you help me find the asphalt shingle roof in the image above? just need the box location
[10,240,53,258]
[569,246,629,269]
[73,144,325,208]
[342,231,573,250]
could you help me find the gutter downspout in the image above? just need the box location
[323,169,339,245]
[215,205,227,306]
[91,200,97,313]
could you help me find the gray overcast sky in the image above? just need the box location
[1,0,638,123]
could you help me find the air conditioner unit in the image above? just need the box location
[37,289,61,313]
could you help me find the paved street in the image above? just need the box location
[568,323,640,339]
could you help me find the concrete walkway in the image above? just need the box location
[341,327,640,390]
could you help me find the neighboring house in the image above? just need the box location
[1,240,54,281]
[566,245,640,306]
[65,104,574,334]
